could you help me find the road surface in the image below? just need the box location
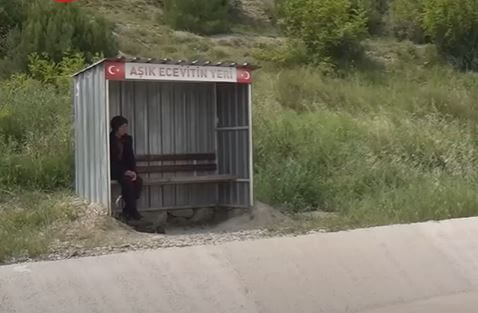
[1,217,478,313]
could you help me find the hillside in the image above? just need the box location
[87,0,478,225]
[82,0,280,62]
[1,0,478,263]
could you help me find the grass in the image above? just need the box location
[0,191,79,263]
[252,43,478,228]
[0,76,73,191]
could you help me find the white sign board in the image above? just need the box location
[105,61,252,84]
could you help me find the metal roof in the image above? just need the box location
[72,57,257,77]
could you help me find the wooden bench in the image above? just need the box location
[111,153,237,186]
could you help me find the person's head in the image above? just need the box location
[111,116,128,137]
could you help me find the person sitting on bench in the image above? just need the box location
[110,116,143,220]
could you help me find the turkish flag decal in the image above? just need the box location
[105,62,125,80]
[237,68,252,84]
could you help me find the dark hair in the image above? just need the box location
[111,116,128,132]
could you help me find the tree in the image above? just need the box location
[280,0,368,64]
[389,0,427,43]
[423,0,478,71]
[2,0,117,74]
[353,0,389,35]
[0,0,27,56]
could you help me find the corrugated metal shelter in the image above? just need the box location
[73,57,254,214]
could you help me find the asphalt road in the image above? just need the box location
[1,217,478,313]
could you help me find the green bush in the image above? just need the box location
[280,0,368,64]
[423,0,478,71]
[0,55,84,191]
[1,0,117,75]
[0,77,73,190]
[389,0,426,43]
[352,0,389,35]
[163,0,231,35]
[0,0,26,56]
[27,52,88,92]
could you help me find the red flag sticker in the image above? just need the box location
[237,68,252,84]
[54,0,78,3]
[105,62,125,80]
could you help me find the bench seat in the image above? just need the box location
[111,153,237,186]
[111,174,237,186]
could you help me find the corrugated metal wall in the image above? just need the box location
[74,65,110,208]
[109,81,221,211]
[216,83,251,208]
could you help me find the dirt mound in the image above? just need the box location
[213,201,289,232]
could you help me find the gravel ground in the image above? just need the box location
[4,201,289,265]
[45,229,272,261]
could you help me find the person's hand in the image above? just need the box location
[125,170,137,181]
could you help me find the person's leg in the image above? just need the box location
[134,176,143,200]
[119,177,138,219]
[130,176,143,219]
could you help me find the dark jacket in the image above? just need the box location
[110,132,136,180]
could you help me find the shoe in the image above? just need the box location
[155,225,166,234]
[117,212,129,223]
[120,212,132,221]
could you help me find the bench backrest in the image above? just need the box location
[135,153,217,174]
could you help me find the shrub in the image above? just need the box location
[163,0,231,35]
[389,0,427,43]
[27,52,87,92]
[1,0,117,75]
[0,0,26,56]
[0,55,84,191]
[0,78,73,190]
[423,0,478,71]
[280,0,368,64]
[352,0,389,35]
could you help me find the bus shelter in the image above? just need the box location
[73,57,254,215]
